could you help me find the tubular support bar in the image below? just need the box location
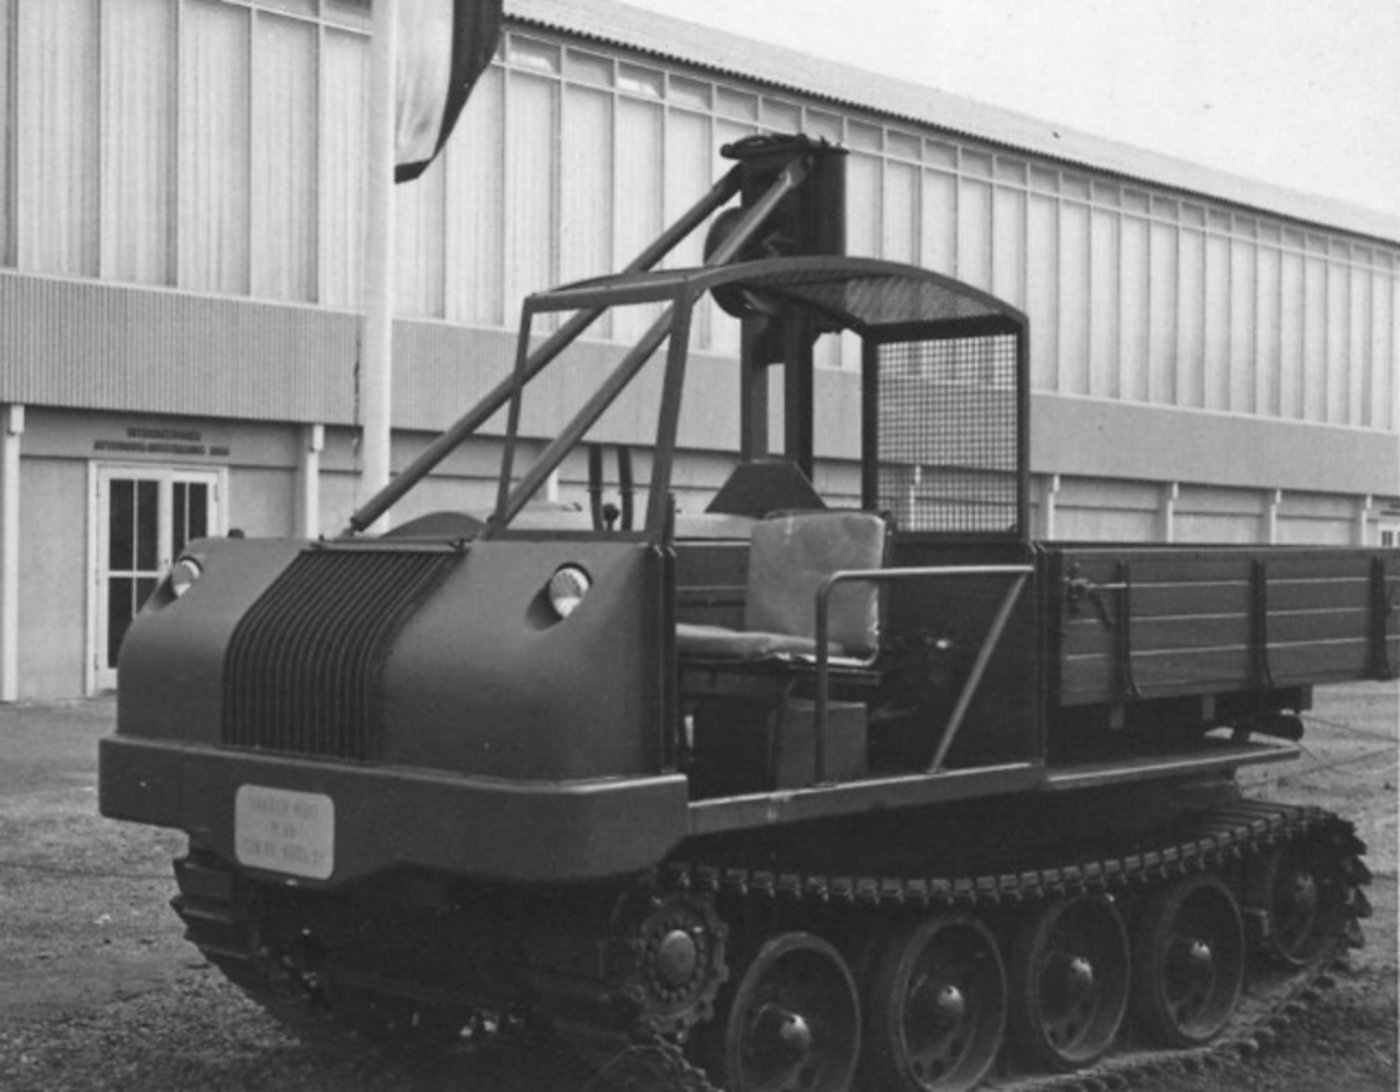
[342,164,744,536]
[812,564,1033,782]
[495,156,812,531]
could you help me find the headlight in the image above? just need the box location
[169,556,203,599]
[546,564,591,619]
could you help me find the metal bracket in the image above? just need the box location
[1369,556,1395,680]
[1250,559,1275,690]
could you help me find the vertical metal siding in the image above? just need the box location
[1229,237,1256,413]
[504,71,558,324]
[99,0,176,287]
[1148,218,1178,405]
[395,155,448,318]
[1204,232,1231,410]
[444,65,506,328]
[1387,272,1400,430]
[3,8,1396,451]
[179,0,252,296]
[664,108,712,347]
[1325,259,1349,425]
[0,0,11,267]
[1280,249,1305,418]
[991,184,1025,308]
[1392,273,1400,431]
[1120,215,1150,403]
[1089,207,1118,398]
[1026,194,1058,392]
[0,274,356,423]
[1350,265,1371,428]
[18,0,100,278]
[319,28,370,309]
[1058,198,1091,394]
[613,95,663,342]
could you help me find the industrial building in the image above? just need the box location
[0,0,1396,700]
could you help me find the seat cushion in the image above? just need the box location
[675,622,830,661]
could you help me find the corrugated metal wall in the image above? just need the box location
[0,2,1395,446]
[0,273,357,422]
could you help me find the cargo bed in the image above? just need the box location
[1047,545,1397,708]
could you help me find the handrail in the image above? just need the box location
[812,563,1033,782]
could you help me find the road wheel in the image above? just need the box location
[1132,872,1245,1047]
[861,912,1007,1091]
[713,931,861,1092]
[1008,894,1130,1071]
[1245,843,1336,968]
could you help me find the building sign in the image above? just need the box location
[94,426,230,459]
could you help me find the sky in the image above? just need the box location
[620,0,1400,227]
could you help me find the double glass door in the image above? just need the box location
[94,467,221,690]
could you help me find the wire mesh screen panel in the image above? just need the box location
[877,335,1020,535]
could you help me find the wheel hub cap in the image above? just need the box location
[1065,954,1095,997]
[1281,870,1319,914]
[656,928,699,989]
[1183,938,1214,981]
[753,1004,814,1065]
[933,983,967,1029]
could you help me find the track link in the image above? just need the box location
[633,800,1370,1091]
[172,801,1369,1092]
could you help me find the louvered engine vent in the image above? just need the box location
[222,548,461,761]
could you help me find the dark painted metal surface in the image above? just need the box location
[223,546,463,761]
[100,734,689,884]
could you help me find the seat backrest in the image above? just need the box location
[744,511,887,656]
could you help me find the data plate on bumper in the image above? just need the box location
[234,785,334,880]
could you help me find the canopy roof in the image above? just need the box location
[529,256,1027,339]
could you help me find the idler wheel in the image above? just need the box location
[1008,894,1130,1072]
[713,931,860,1092]
[1246,843,1336,968]
[1132,872,1246,1047]
[860,912,1007,1091]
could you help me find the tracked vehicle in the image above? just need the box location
[101,135,1392,1091]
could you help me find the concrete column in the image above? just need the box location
[1,404,24,702]
[298,424,325,538]
[1356,494,1374,546]
[1040,474,1062,540]
[360,0,396,531]
[1159,481,1179,543]
[1265,489,1284,544]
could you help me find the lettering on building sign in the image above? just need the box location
[93,427,230,459]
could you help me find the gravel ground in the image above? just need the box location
[0,684,1394,1091]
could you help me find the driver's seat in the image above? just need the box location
[675,510,887,664]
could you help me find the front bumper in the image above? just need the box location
[99,735,690,886]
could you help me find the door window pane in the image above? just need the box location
[107,576,162,668]
[172,481,210,555]
[109,480,134,570]
[189,482,209,541]
[107,577,132,666]
[135,480,159,571]
[173,481,185,556]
